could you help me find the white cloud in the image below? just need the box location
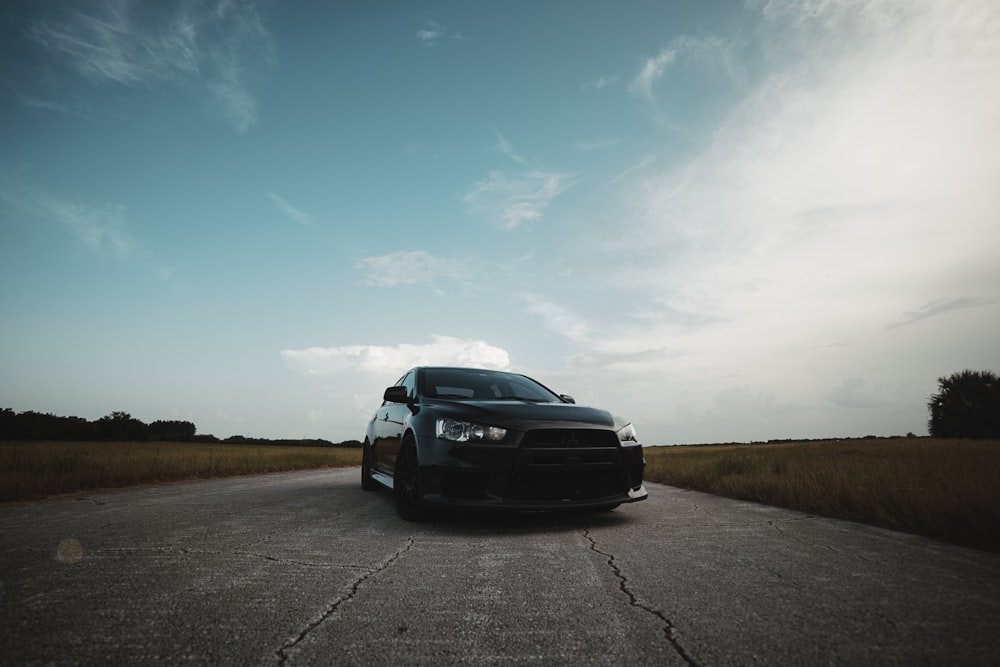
[417,20,447,43]
[631,0,1000,319]
[266,192,313,226]
[280,336,511,376]
[550,0,1000,441]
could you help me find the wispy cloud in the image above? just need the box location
[417,20,448,44]
[464,170,569,230]
[889,297,997,330]
[496,134,531,167]
[266,192,313,226]
[581,74,619,92]
[280,336,510,376]
[523,295,590,343]
[52,200,135,257]
[576,138,624,152]
[3,187,136,258]
[24,0,275,132]
[355,250,467,290]
[608,154,657,184]
[464,136,572,230]
[28,5,159,85]
[826,377,888,409]
[628,35,733,101]
[628,49,677,99]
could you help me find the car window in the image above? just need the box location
[381,371,414,406]
[400,370,416,399]
[422,368,560,402]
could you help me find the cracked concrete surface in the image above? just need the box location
[276,536,415,664]
[2,467,999,665]
[585,528,699,666]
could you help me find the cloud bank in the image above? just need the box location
[280,336,511,377]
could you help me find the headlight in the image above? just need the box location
[617,423,639,443]
[436,418,507,442]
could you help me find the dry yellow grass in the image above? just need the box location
[644,438,1000,551]
[6,437,998,551]
[0,440,362,502]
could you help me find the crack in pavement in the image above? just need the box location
[275,536,416,665]
[584,529,700,667]
[165,546,369,570]
[767,520,874,562]
[243,551,370,570]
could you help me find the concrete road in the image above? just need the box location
[1,467,998,666]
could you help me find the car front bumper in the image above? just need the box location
[414,436,648,510]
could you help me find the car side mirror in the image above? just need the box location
[383,386,411,404]
[560,394,576,404]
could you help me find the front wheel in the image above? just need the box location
[393,436,428,522]
[361,441,379,491]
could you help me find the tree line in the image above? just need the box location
[3,369,995,444]
[0,408,361,448]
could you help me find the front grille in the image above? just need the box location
[521,429,619,448]
[506,428,626,502]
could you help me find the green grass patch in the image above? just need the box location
[644,438,1000,552]
[0,440,362,502]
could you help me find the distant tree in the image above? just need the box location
[927,370,1000,439]
[148,420,196,441]
[95,412,149,441]
[0,408,16,438]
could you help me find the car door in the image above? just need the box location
[376,370,415,473]
[372,371,403,473]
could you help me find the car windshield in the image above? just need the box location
[421,368,562,402]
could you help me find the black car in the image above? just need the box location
[361,366,647,520]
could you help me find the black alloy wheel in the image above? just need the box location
[393,435,427,522]
[361,441,379,491]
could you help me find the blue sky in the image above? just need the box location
[2,0,998,445]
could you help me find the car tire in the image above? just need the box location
[394,435,428,522]
[361,441,379,491]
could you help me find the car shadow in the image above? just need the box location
[363,485,635,536]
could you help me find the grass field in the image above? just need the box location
[3,437,998,552]
[643,438,1000,552]
[0,440,362,502]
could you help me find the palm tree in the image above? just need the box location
[927,370,1000,438]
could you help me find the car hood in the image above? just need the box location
[423,398,618,430]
